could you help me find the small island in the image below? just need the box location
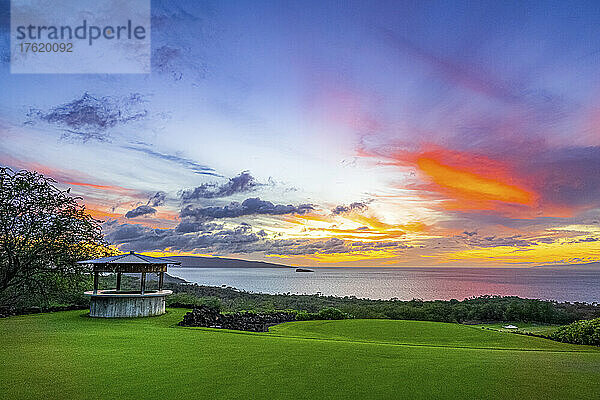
[295,268,314,273]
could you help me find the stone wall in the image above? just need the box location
[179,305,296,332]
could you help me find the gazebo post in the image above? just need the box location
[93,271,99,294]
[140,272,146,295]
[116,272,122,291]
[158,271,164,291]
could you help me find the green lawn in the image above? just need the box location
[1,310,599,400]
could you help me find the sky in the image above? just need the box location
[1,0,600,267]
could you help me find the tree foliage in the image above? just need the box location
[550,318,600,346]
[0,168,113,306]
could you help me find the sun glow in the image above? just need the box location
[284,212,425,243]
[441,237,600,266]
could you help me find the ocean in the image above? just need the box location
[167,266,600,303]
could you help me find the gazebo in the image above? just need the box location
[78,251,181,318]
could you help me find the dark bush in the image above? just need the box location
[318,307,346,320]
[295,310,316,321]
[550,318,600,346]
[167,293,222,311]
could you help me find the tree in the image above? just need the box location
[0,168,113,306]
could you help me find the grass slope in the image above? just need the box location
[479,322,563,336]
[1,310,599,400]
[269,319,578,350]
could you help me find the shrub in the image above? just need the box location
[291,307,348,321]
[167,293,222,311]
[550,318,600,346]
[295,310,316,321]
[318,307,346,320]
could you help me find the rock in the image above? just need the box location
[0,306,16,318]
[179,305,296,332]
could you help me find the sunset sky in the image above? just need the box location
[2,1,600,267]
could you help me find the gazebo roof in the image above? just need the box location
[81,252,177,297]
[78,251,180,272]
[78,251,181,265]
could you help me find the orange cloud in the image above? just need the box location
[65,181,136,195]
[358,144,544,215]
[416,156,534,206]
[284,214,333,225]
[0,156,142,199]
[86,208,122,221]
